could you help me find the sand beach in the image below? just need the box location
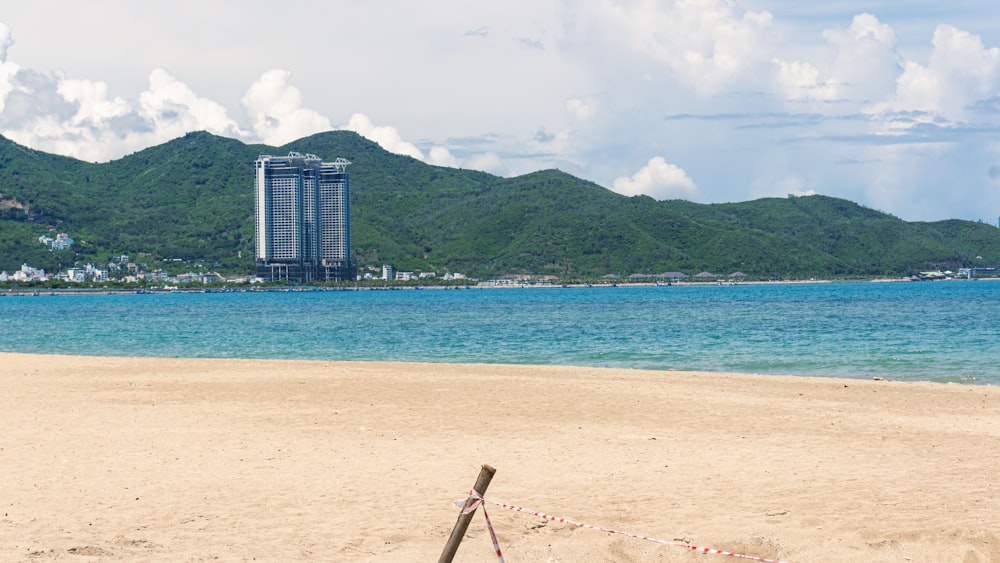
[2,352,998,562]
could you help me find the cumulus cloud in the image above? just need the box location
[428,146,459,167]
[241,69,332,146]
[463,151,507,176]
[342,113,475,170]
[140,68,245,140]
[0,61,18,114]
[773,59,836,102]
[0,66,253,162]
[342,113,424,160]
[871,24,1000,128]
[593,0,775,95]
[774,13,898,104]
[0,72,138,161]
[0,8,998,221]
[58,78,130,126]
[0,48,478,169]
[612,157,699,200]
[0,22,12,62]
[0,23,19,113]
[825,13,898,100]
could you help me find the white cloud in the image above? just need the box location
[1,67,252,162]
[463,151,507,176]
[773,13,899,104]
[0,61,18,114]
[241,69,332,146]
[612,157,699,200]
[566,97,595,121]
[343,113,479,170]
[773,59,836,102]
[58,78,131,126]
[341,113,424,160]
[428,146,459,167]
[0,6,997,221]
[871,24,1000,125]
[0,21,12,62]
[0,23,19,113]
[1,74,138,162]
[823,14,899,103]
[592,0,775,96]
[139,68,245,141]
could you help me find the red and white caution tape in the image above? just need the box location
[458,492,506,562]
[456,492,786,563]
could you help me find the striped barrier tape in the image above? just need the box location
[459,492,506,562]
[456,491,786,563]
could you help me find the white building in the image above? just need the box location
[17,264,45,280]
[38,233,74,250]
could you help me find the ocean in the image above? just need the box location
[1,280,998,384]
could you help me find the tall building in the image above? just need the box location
[254,152,353,282]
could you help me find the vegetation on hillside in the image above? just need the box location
[1,130,999,278]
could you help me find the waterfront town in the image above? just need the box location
[0,257,471,286]
[2,222,994,287]
[0,232,472,286]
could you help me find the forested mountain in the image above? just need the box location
[1,130,999,278]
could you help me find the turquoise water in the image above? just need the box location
[1,281,998,384]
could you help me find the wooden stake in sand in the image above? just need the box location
[438,464,497,563]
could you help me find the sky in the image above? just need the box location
[1,1,1000,222]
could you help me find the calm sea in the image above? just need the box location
[1,281,998,384]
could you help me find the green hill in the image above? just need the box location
[1,130,999,279]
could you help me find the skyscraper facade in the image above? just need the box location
[254,152,353,282]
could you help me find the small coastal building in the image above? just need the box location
[38,233,74,251]
[17,264,45,281]
[66,268,86,282]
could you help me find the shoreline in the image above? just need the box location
[2,349,996,387]
[4,353,999,561]
[2,275,997,296]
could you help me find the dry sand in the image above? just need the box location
[2,352,998,562]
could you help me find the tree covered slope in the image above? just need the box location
[1,130,999,278]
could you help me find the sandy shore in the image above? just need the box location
[2,353,998,562]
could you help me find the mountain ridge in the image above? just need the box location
[1,130,999,278]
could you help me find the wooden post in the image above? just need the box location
[438,464,497,563]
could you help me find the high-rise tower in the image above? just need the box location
[254,152,353,282]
